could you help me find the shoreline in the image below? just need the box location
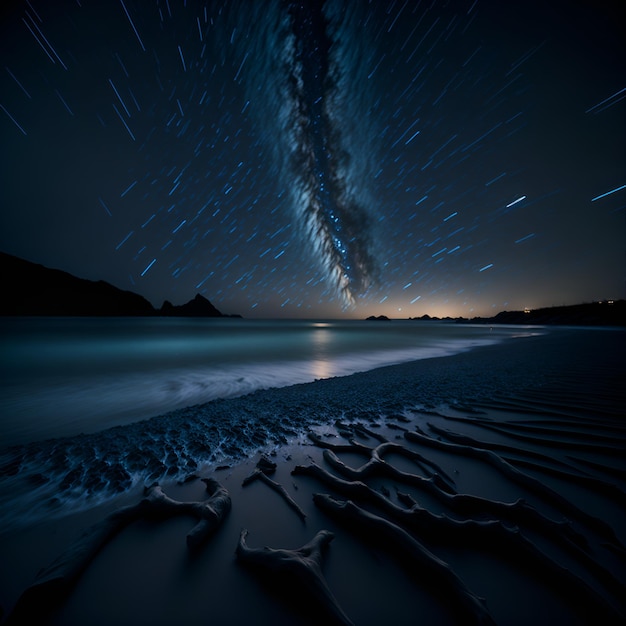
[0,327,623,528]
[0,318,522,449]
[1,327,625,624]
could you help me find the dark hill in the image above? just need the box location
[370,301,625,327]
[1,251,156,316]
[0,252,231,318]
[469,301,626,327]
[160,294,224,317]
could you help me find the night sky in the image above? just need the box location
[1,0,624,318]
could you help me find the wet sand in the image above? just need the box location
[1,327,625,625]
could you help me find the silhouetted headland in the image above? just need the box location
[0,251,238,317]
[388,301,625,327]
[160,294,236,318]
[467,301,625,326]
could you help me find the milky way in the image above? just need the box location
[278,0,378,306]
[221,0,380,307]
[0,0,624,317]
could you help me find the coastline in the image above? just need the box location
[0,318,519,449]
[1,327,625,624]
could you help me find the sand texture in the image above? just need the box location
[0,328,625,624]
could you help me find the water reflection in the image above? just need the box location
[311,325,332,379]
[0,318,531,446]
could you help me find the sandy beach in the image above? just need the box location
[1,327,625,625]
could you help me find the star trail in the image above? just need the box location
[0,0,624,317]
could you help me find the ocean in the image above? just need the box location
[0,317,534,449]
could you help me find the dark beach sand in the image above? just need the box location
[1,327,625,625]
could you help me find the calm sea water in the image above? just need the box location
[0,318,534,447]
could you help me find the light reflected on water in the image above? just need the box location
[0,318,536,447]
[311,325,332,379]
